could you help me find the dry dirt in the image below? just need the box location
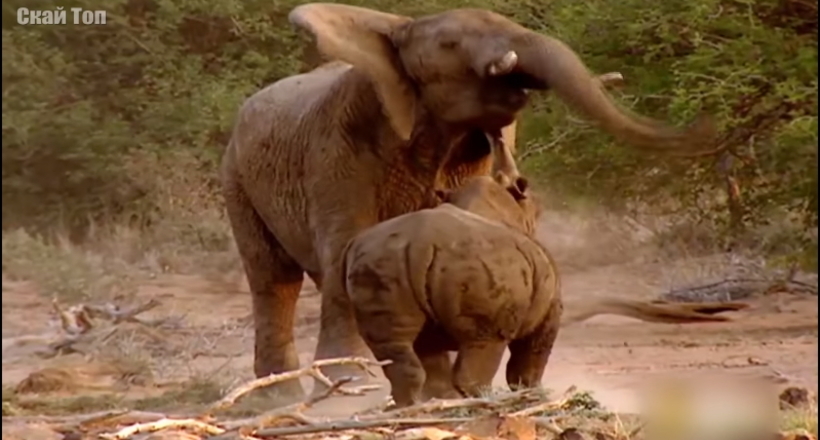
[2,216,818,421]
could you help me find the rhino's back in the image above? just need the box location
[346,205,508,255]
[425,209,552,335]
[345,205,554,335]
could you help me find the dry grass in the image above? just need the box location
[3,376,226,416]
[2,150,242,304]
[781,401,819,435]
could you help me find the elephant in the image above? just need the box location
[220,3,718,402]
[341,174,746,407]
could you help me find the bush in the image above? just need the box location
[2,0,816,267]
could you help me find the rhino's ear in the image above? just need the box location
[494,171,529,201]
[512,176,529,199]
[492,170,529,201]
[434,188,452,202]
[289,4,416,140]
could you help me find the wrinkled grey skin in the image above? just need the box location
[220,3,717,402]
[341,175,745,407]
[342,175,556,407]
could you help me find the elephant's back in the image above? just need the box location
[235,62,352,138]
[266,61,352,111]
[222,63,355,274]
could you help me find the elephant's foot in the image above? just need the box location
[311,280,376,396]
[250,353,307,406]
[242,380,307,408]
[309,339,376,397]
[251,287,307,405]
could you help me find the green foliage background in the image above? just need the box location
[2,0,817,265]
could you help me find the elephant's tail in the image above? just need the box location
[560,297,749,327]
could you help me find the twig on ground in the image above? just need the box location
[510,386,578,418]
[99,417,226,440]
[85,298,162,324]
[252,417,473,438]
[208,357,390,413]
[52,298,95,334]
[2,409,166,429]
[536,417,565,435]
[65,410,168,432]
[5,298,171,358]
[650,300,751,315]
[391,427,469,440]
[219,376,354,431]
[662,277,818,303]
[31,298,171,358]
[373,388,540,420]
[38,325,121,358]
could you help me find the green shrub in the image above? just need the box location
[2,0,816,266]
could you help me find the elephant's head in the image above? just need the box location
[289,4,716,151]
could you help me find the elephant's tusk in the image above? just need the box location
[488,50,518,76]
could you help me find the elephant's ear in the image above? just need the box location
[289,3,416,140]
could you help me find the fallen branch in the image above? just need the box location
[373,388,541,420]
[510,386,578,418]
[219,376,355,431]
[32,298,172,358]
[2,409,166,429]
[5,298,172,359]
[37,325,120,359]
[85,298,162,324]
[649,300,751,315]
[208,357,390,413]
[38,321,168,359]
[252,417,473,438]
[99,417,225,440]
[661,277,818,303]
[52,298,94,334]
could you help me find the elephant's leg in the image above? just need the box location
[452,340,507,397]
[224,183,305,402]
[311,243,373,392]
[505,299,563,390]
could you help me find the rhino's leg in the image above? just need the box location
[414,324,459,400]
[355,303,426,407]
[375,341,427,407]
[505,299,563,390]
[419,351,460,400]
[452,340,507,397]
[224,182,305,403]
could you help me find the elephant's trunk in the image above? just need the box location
[511,32,717,153]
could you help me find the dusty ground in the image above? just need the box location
[3,244,817,421]
[2,212,818,436]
